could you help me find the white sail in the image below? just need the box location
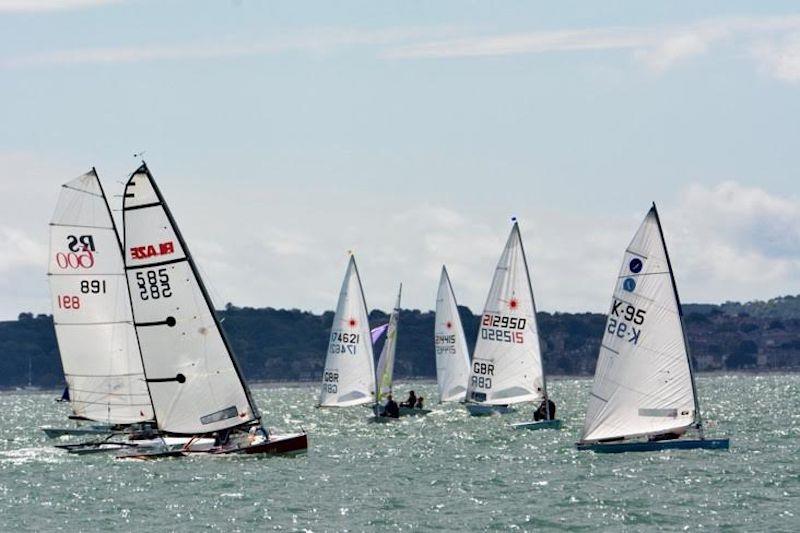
[434,267,470,402]
[122,163,259,435]
[580,206,697,443]
[375,285,401,402]
[48,170,153,424]
[466,222,545,406]
[319,255,376,407]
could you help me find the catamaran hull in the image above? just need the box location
[41,426,114,439]
[465,404,515,416]
[509,419,562,431]
[576,438,730,453]
[211,432,308,456]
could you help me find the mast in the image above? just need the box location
[650,203,703,432]
[125,162,259,428]
[513,219,548,410]
[94,167,157,426]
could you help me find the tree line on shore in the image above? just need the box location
[1,295,799,389]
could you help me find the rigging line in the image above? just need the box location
[54,320,134,326]
[616,271,670,279]
[125,257,187,270]
[62,184,103,198]
[49,222,115,230]
[65,371,146,377]
[66,388,151,397]
[48,272,125,276]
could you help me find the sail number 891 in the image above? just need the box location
[135,268,172,300]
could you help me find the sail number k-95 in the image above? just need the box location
[606,299,647,345]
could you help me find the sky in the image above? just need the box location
[1,0,799,320]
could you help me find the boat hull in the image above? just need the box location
[576,438,730,453]
[41,426,114,439]
[509,419,562,431]
[465,404,515,416]
[211,432,308,456]
[372,405,431,419]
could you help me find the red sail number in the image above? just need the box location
[55,250,95,270]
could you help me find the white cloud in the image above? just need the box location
[0,26,461,68]
[0,0,119,12]
[752,33,800,82]
[6,14,800,82]
[385,15,800,82]
[665,182,800,303]
[0,151,796,320]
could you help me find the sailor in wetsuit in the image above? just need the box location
[382,394,400,418]
[415,396,424,410]
[400,390,417,408]
[533,396,556,421]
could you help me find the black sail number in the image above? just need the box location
[136,268,172,301]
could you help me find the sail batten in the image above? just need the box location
[434,267,470,403]
[48,170,154,425]
[580,206,697,443]
[319,256,376,407]
[466,223,545,406]
[122,163,258,434]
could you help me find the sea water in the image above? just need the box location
[0,375,797,531]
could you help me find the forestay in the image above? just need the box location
[48,170,153,424]
[466,222,545,406]
[319,255,376,407]
[122,163,259,435]
[434,267,470,402]
[580,206,697,443]
[375,285,401,402]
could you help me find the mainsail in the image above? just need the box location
[48,169,153,424]
[122,163,259,435]
[434,267,470,402]
[466,222,545,406]
[580,205,699,443]
[375,285,401,403]
[319,255,376,407]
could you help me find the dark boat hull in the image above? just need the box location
[211,432,308,456]
[576,438,730,453]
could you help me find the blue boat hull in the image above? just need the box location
[576,438,730,453]
[509,419,563,431]
[465,404,515,416]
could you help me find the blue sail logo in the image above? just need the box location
[623,278,636,292]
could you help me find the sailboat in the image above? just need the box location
[319,254,376,408]
[119,162,307,457]
[43,169,155,439]
[576,204,729,453]
[434,266,470,403]
[374,284,401,412]
[465,220,560,429]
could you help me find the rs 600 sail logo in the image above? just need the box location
[55,234,96,269]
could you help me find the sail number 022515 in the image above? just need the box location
[135,268,172,300]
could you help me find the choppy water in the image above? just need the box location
[0,375,798,531]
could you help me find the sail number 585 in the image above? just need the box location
[135,268,172,300]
